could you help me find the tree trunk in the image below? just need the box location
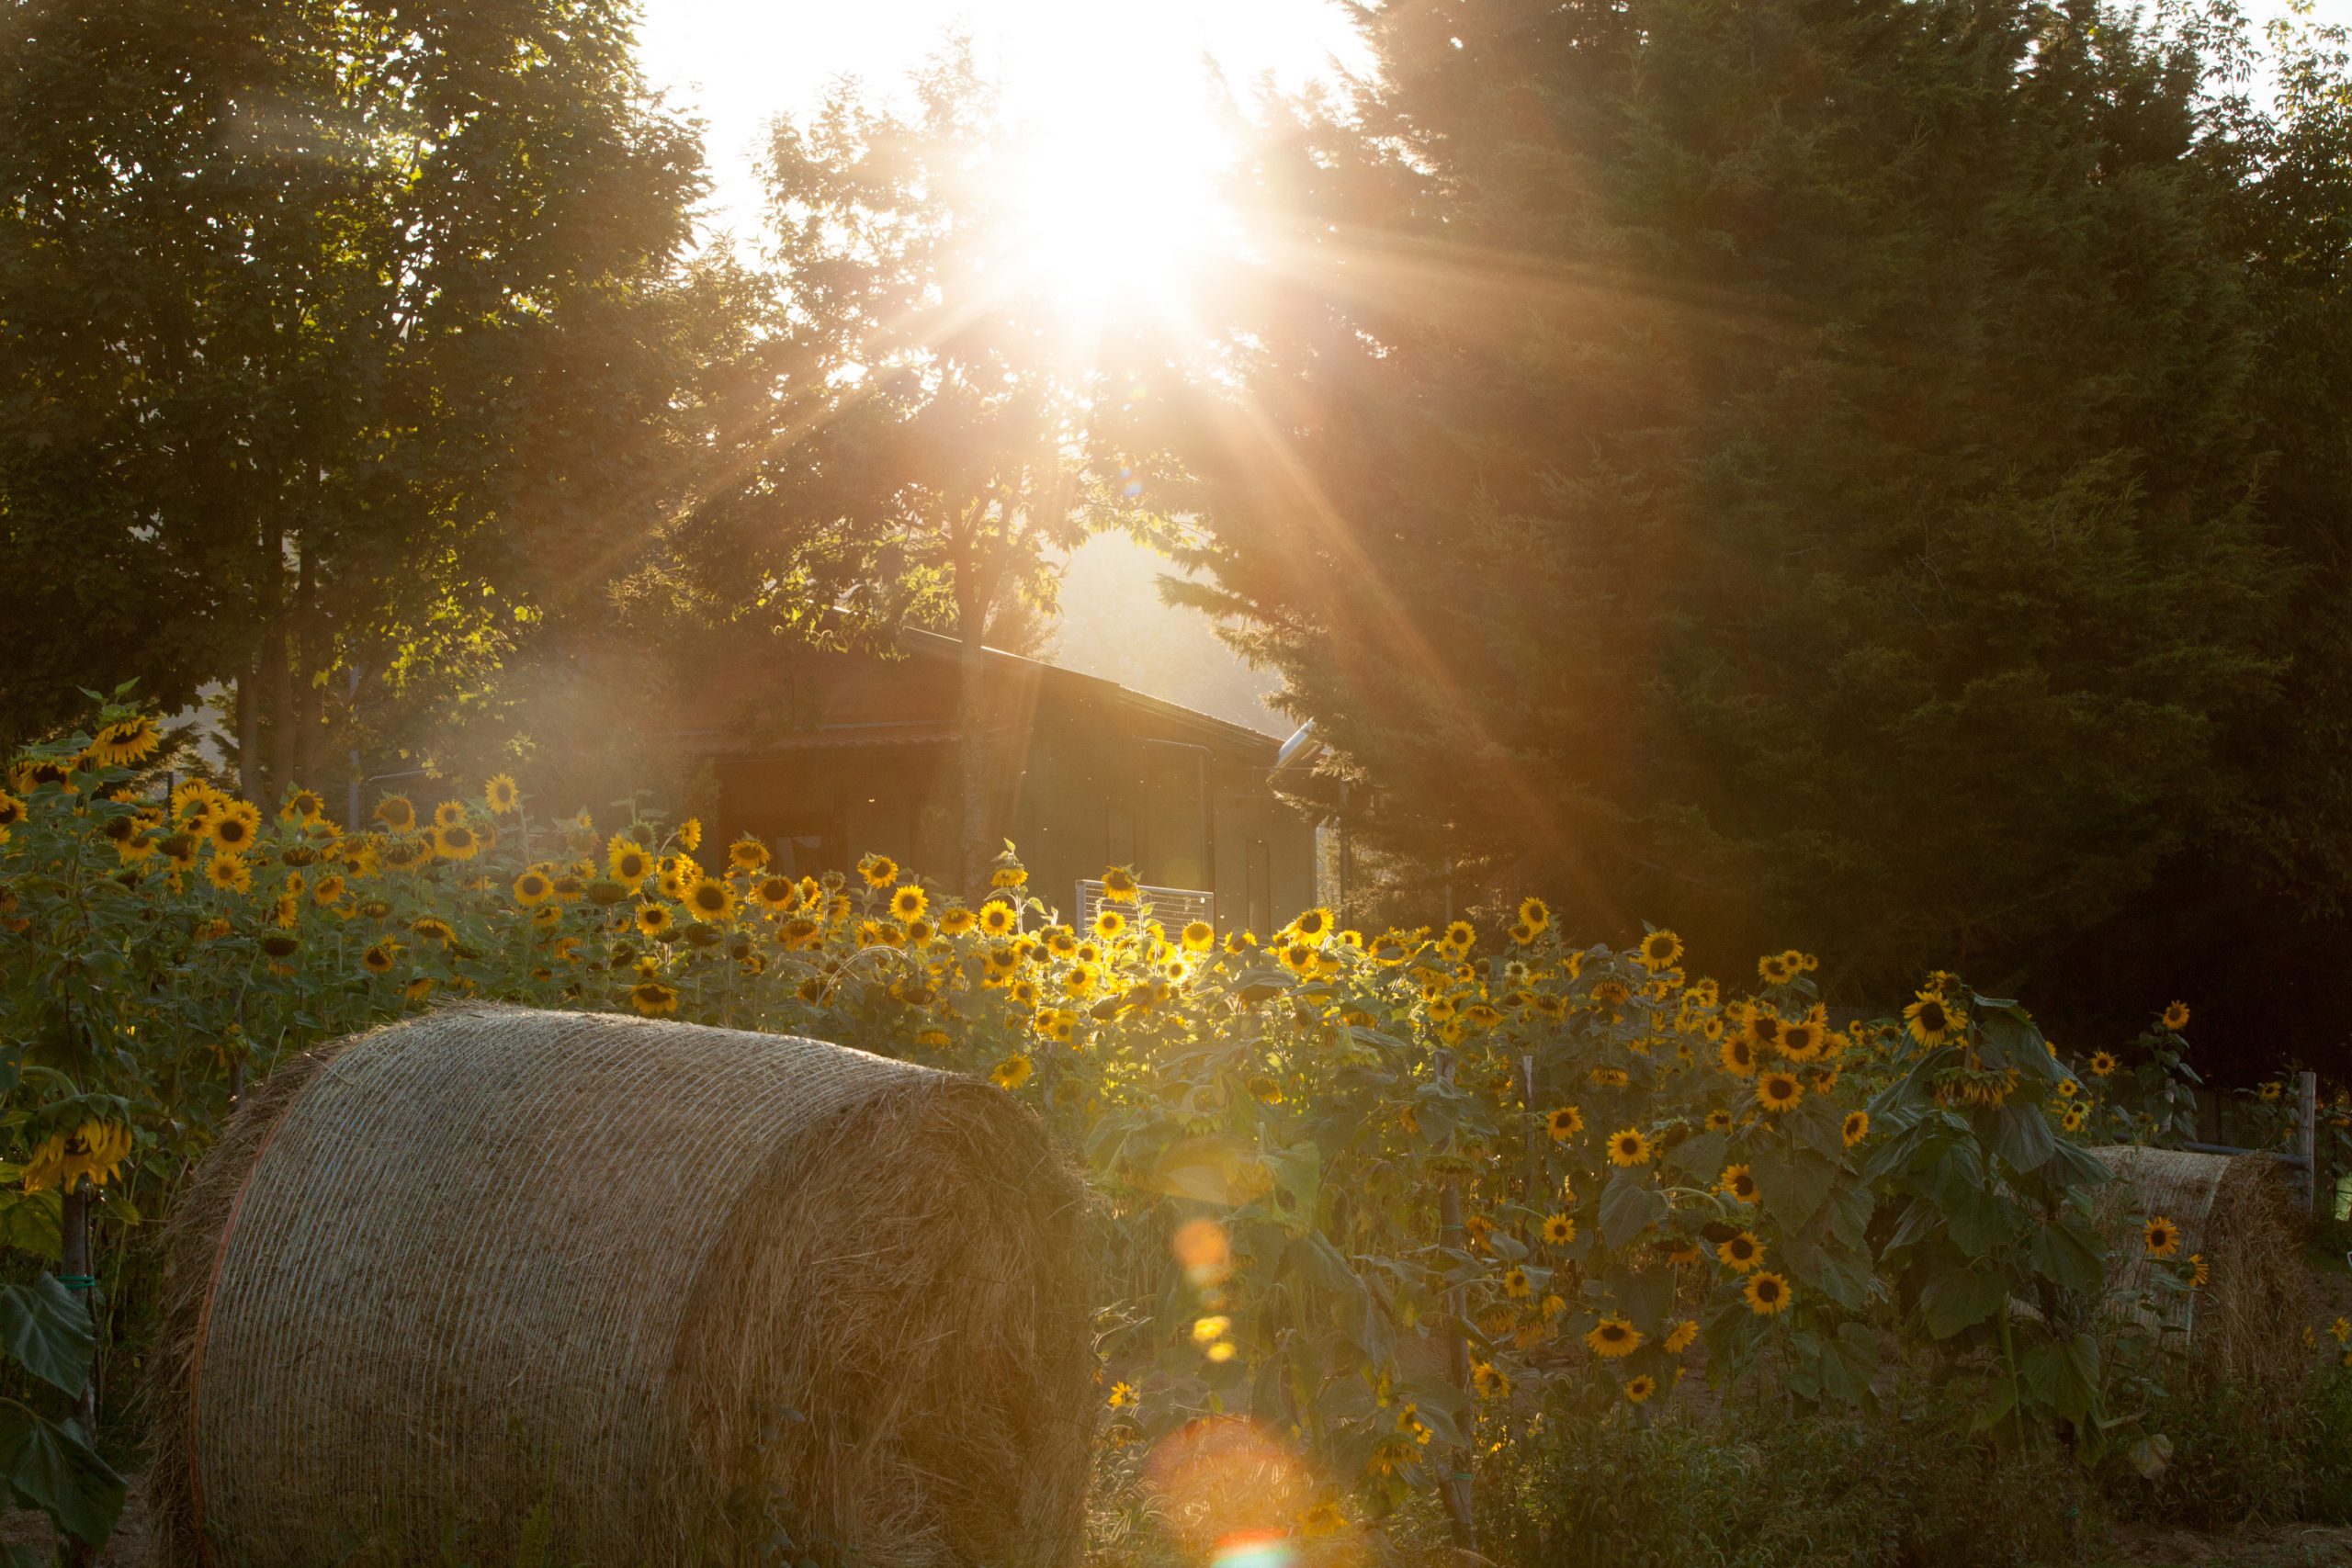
[291,543,323,790]
[265,550,295,808]
[235,652,261,801]
[956,624,991,901]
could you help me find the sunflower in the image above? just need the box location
[1719,1036,1758,1077]
[1776,1020,1822,1061]
[1607,1127,1652,1168]
[0,791,24,832]
[1502,1266,1532,1300]
[857,852,897,889]
[374,795,417,832]
[1542,1213,1577,1246]
[1704,1109,1735,1133]
[630,979,680,1016]
[2060,1103,2088,1134]
[88,714,163,767]
[204,854,252,893]
[1100,865,1140,904]
[1665,1319,1700,1354]
[1758,953,1792,985]
[1470,1361,1510,1399]
[1719,1165,1758,1203]
[1638,929,1683,972]
[2088,1050,2120,1077]
[975,901,1018,938]
[1904,990,1962,1047]
[637,904,675,939]
[514,870,554,906]
[1442,919,1475,953]
[889,885,929,922]
[751,875,796,912]
[1743,1271,1792,1315]
[279,788,326,825]
[431,799,468,830]
[1623,1373,1658,1404]
[2189,1253,2209,1288]
[1093,908,1126,940]
[205,800,263,853]
[1836,1109,1871,1149]
[2162,1000,2191,1032]
[1586,1315,1644,1358]
[1756,1072,1804,1113]
[426,823,478,861]
[679,877,734,923]
[411,916,456,945]
[1716,1231,1765,1272]
[1107,1381,1138,1410]
[990,1054,1035,1090]
[361,941,399,974]
[1181,919,1215,953]
[936,906,977,937]
[2143,1215,2181,1258]
[1664,1239,1701,1265]
[606,838,653,889]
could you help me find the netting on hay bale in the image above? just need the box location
[148,1005,1093,1568]
[2088,1145,2306,1395]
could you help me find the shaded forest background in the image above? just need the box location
[4,0,2350,1082]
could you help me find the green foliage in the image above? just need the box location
[2100,1358,2352,1530]
[0,0,731,787]
[1171,0,2352,1067]
[1479,1393,2094,1568]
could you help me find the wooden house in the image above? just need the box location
[657,630,1318,931]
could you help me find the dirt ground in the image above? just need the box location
[2099,1524,2352,1567]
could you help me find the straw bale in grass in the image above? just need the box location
[147,1005,1092,1567]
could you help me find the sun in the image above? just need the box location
[985,24,1236,318]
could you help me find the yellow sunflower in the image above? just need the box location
[1606,1127,1652,1167]
[279,788,326,825]
[1705,1109,1735,1132]
[1904,989,1963,1047]
[978,901,1018,937]
[1744,1271,1792,1315]
[890,885,929,922]
[1719,1036,1758,1077]
[637,904,675,938]
[204,854,252,894]
[729,837,770,872]
[607,837,653,889]
[935,906,976,936]
[858,852,897,889]
[205,800,263,853]
[1181,919,1215,953]
[1543,1213,1576,1246]
[514,870,554,907]
[1719,1165,1758,1203]
[1093,908,1126,940]
[990,1054,1035,1090]
[1101,866,1140,904]
[1665,1319,1700,1354]
[677,818,702,852]
[431,799,468,830]
[1756,1072,1804,1113]
[2143,1215,2181,1258]
[1519,897,1552,933]
[630,979,680,1016]
[1842,1110,1871,1147]
[87,714,163,768]
[1502,1266,1532,1300]
[483,774,519,814]
[1623,1373,1658,1404]
[1546,1105,1584,1141]
[374,794,416,832]
[1776,1020,1823,1061]
[683,877,736,922]
[1716,1231,1765,1273]
[361,941,399,975]
[2089,1050,2120,1077]
[1586,1315,1644,1358]
[1638,929,1683,971]
[2162,1000,2190,1032]
[752,875,796,911]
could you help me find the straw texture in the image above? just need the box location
[148,1005,1091,1567]
[2089,1145,2305,1394]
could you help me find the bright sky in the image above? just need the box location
[636,0,1369,245]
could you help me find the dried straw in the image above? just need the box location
[2088,1145,2305,1395]
[148,1005,1092,1567]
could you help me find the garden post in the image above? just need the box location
[1433,1044,1476,1552]
[2296,1070,2318,1215]
[59,1178,97,1568]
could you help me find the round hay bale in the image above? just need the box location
[148,1005,1092,1568]
[2088,1145,2305,1393]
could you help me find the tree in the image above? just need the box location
[1170,0,2352,1063]
[0,0,721,798]
[674,48,1171,895]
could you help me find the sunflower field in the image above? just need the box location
[2,690,2349,1562]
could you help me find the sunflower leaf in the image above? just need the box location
[1749,1145,1836,1233]
[1920,1268,2008,1339]
[1598,1170,1668,1247]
